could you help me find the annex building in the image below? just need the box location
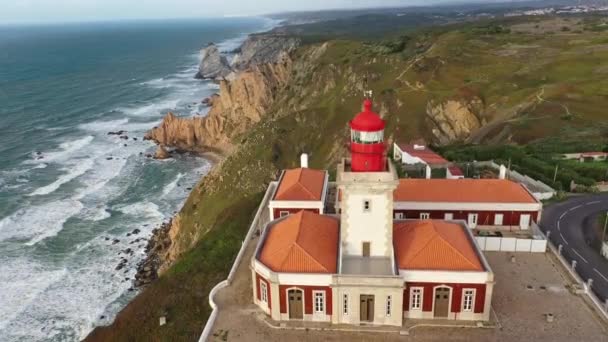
[250,99,542,326]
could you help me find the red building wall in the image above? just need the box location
[403,282,486,314]
[278,285,332,315]
[394,209,539,227]
[255,273,272,310]
[272,208,320,220]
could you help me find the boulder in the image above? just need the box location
[154,145,171,160]
[195,44,232,79]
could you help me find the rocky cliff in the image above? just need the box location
[195,44,232,80]
[426,97,485,145]
[146,35,298,154]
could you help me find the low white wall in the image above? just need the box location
[475,236,547,253]
[199,182,276,342]
[602,242,608,259]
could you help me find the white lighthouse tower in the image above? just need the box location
[336,98,399,275]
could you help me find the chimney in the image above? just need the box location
[300,153,309,168]
[425,165,431,179]
[499,164,507,179]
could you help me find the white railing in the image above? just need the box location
[198,182,276,342]
[473,161,556,200]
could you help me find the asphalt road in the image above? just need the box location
[540,194,608,303]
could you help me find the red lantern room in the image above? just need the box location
[349,98,386,172]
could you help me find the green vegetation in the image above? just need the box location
[438,137,608,191]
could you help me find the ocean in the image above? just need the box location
[0,17,274,341]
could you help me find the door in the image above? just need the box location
[362,242,370,257]
[433,287,450,318]
[360,295,375,322]
[519,214,531,230]
[288,289,303,319]
[468,213,478,228]
[494,213,504,226]
[444,213,454,220]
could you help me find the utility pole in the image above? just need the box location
[602,211,608,246]
[553,164,559,184]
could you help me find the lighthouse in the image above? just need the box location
[336,96,399,264]
[349,98,386,172]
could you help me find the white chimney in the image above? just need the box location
[300,153,309,168]
[425,165,431,179]
[499,164,507,179]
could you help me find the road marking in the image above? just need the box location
[559,212,567,220]
[560,232,568,245]
[572,248,588,263]
[569,204,582,212]
[585,200,601,205]
[557,220,561,231]
[594,268,608,282]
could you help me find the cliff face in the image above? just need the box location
[146,36,297,154]
[426,97,485,145]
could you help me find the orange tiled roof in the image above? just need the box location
[394,179,537,203]
[393,220,484,271]
[274,168,326,201]
[259,211,339,273]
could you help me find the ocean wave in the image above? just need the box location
[24,135,94,165]
[117,98,180,117]
[0,199,84,245]
[78,118,130,132]
[29,158,95,196]
[115,201,164,221]
[162,172,185,197]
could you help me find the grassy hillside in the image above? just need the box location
[87,14,608,341]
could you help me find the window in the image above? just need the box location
[343,293,349,315]
[363,200,371,212]
[468,213,478,226]
[410,287,422,310]
[386,295,392,317]
[260,281,268,303]
[314,291,325,314]
[279,211,290,218]
[351,130,383,144]
[444,213,454,220]
[462,289,475,312]
[395,212,404,219]
[420,213,430,220]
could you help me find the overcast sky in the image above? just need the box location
[1,0,501,24]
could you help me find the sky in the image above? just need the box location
[0,0,501,24]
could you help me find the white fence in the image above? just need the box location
[475,223,547,253]
[475,236,547,252]
[198,182,276,342]
[473,161,556,200]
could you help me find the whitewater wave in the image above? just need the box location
[0,199,84,245]
[118,98,180,117]
[29,158,95,196]
[162,172,185,197]
[78,118,129,132]
[24,135,94,165]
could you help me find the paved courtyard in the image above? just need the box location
[210,237,608,341]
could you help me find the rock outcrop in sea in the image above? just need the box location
[194,43,232,80]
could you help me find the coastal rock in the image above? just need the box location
[426,97,484,145]
[231,35,300,71]
[195,43,232,80]
[154,145,171,160]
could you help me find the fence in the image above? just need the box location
[475,223,547,253]
[198,182,276,342]
[473,161,556,200]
